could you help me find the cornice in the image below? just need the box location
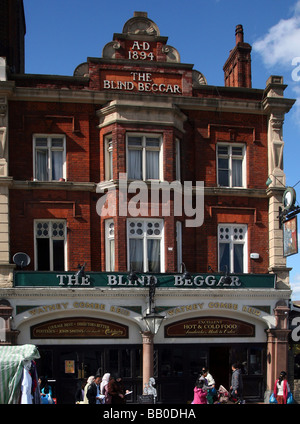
[10,86,267,115]
[1,287,290,301]
[11,180,97,192]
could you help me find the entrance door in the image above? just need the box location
[58,349,104,404]
[209,346,230,389]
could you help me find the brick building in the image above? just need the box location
[0,2,296,403]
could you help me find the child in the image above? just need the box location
[193,378,207,404]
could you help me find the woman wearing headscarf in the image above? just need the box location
[82,376,94,404]
[273,371,290,404]
[101,373,111,404]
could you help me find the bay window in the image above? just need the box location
[127,133,162,180]
[127,218,164,272]
[105,219,115,271]
[104,135,113,181]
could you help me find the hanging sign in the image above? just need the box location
[283,216,298,257]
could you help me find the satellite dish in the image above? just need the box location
[13,252,31,269]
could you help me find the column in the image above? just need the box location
[0,58,15,288]
[265,301,290,401]
[141,331,154,391]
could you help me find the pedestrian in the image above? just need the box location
[83,376,94,404]
[193,378,207,404]
[273,371,290,404]
[75,379,86,403]
[100,372,112,404]
[115,376,129,404]
[107,376,127,404]
[39,376,54,404]
[230,363,244,404]
[86,374,102,404]
[202,367,216,404]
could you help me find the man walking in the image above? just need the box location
[87,374,102,404]
[230,363,244,404]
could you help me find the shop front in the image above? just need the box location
[1,270,290,403]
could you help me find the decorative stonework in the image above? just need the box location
[122,12,160,36]
[263,76,295,287]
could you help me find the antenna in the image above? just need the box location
[13,252,31,269]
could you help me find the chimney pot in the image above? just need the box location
[235,24,244,44]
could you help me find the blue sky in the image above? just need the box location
[23,0,300,298]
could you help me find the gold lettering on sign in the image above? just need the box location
[31,317,129,339]
[165,317,255,338]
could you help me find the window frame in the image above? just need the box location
[33,134,66,181]
[105,218,115,271]
[104,134,113,181]
[176,221,182,272]
[218,223,248,273]
[127,218,165,273]
[126,133,163,181]
[34,219,67,271]
[216,143,246,188]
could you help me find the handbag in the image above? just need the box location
[269,393,277,404]
[287,392,294,404]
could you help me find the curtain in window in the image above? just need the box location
[128,150,142,179]
[52,151,63,180]
[147,239,160,272]
[146,151,159,179]
[36,150,48,181]
[232,159,242,187]
[219,243,230,272]
[218,158,229,186]
[129,239,143,272]
[234,244,244,273]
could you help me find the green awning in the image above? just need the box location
[0,344,40,404]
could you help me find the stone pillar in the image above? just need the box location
[141,331,154,391]
[0,58,15,288]
[0,299,19,345]
[265,301,290,401]
[263,76,295,289]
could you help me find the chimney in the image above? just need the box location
[223,24,252,88]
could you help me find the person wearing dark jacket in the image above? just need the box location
[107,376,126,404]
[230,363,244,403]
[86,375,101,404]
[75,380,85,403]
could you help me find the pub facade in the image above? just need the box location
[0,3,296,403]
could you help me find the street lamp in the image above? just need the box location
[142,275,165,334]
[127,272,165,399]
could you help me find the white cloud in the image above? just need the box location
[253,1,300,68]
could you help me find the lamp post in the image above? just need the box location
[138,275,164,394]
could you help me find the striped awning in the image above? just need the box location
[0,344,40,404]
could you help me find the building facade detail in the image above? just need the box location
[0,5,296,404]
